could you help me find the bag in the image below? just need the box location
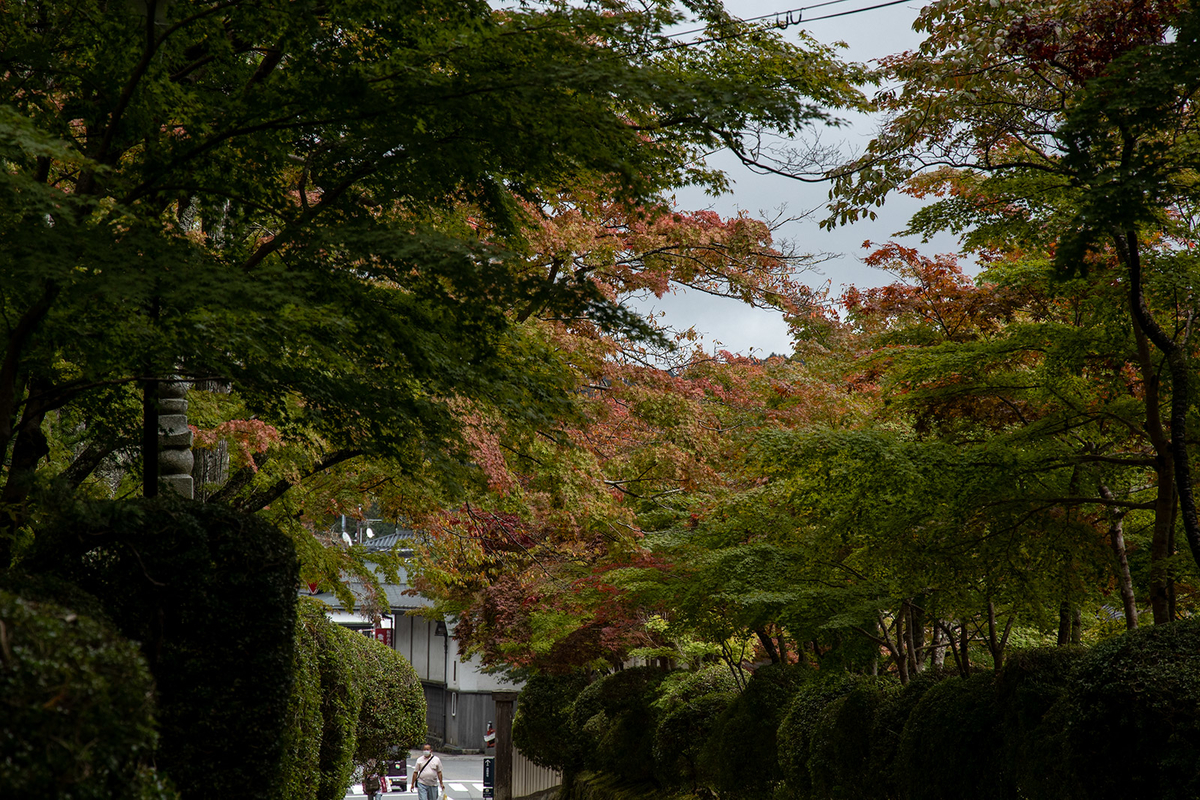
[365,774,381,793]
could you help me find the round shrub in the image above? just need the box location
[513,672,590,773]
[344,626,427,764]
[279,600,327,800]
[1061,620,1200,800]
[701,663,808,799]
[995,647,1084,800]
[895,672,1003,800]
[570,666,668,785]
[804,676,896,800]
[0,591,174,800]
[652,666,739,790]
[29,497,299,800]
[866,670,946,800]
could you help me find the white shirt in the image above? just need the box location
[414,754,442,786]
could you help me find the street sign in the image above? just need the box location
[482,790,494,799]
[483,757,494,787]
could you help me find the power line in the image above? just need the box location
[805,0,913,22]
[665,0,860,39]
[652,0,915,54]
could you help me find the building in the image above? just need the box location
[306,531,521,752]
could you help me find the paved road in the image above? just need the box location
[346,751,490,800]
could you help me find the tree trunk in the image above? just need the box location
[903,599,920,677]
[1098,483,1138,630]
[986,600,1013,670]
[1124,230,1200,575]
[959,620,970,677]
[755,628,780,664]
[1131,297,1177,624]
[1057,602,1072,646]
[0,282,60,465]
[910,596,927,672]
[930,622,946,669]
[894,609,909,685]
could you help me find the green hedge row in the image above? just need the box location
[283,599,428,800]
[3,497,425,800]
[0,590,174,800]
[513,621,1200,800]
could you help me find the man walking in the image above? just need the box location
[413,745,444,800]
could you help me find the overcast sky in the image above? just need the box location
[628,0,962,357]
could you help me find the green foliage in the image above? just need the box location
[0,0,867,562]
[0,591,173,800]
[571,666,668,785]
[27,498,298,800]
[995,647,1085,800]
[652,665,739,790]
[895,672,1003,800]
[775,673,873,798]
[1061,620,1200,800]
[311,615,365,800]
[344,627,427,764]
[804,677,897,800]
[279,600,328,800]
[866,670,946,800]
[702,663,808,799]
[513,672,590,774]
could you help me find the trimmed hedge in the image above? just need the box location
[513,672,590,774]
[29,497,299,800]
[280,600,327,800]
[804,677,896,800]
[652,666,738,791]
[0,591,174,800]
[344,626,427,764]
[866,669,945,800]
[571,666,668,785]
[895,672,1003,800]
[1061,620,1200,800]
[995,647,1083,800]
[312,613,365,800]
[702,663,808,799]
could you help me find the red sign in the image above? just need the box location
[374,628,393,648]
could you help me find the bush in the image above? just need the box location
[1060,620,1200,800]
[344,626,427,764]
[652,666,739,790]
[701,663,808,799]
[280,600,328,800]
[0,591,175,800]
[866,670,945,800]
[571,666,667,785]
[995,647,1084,800]
[29,497,299,800]
[895,672,1003,800]
[804,676,896,800]
[312,614,365,800]
[513,672,590,773]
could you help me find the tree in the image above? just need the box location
[826,0,1200,588]
[0,0,865,566]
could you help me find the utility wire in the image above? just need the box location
[665,0,861,38]
[650,0,915,53]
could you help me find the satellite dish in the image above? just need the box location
[341,532,353,546]
[366,527,374,538]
